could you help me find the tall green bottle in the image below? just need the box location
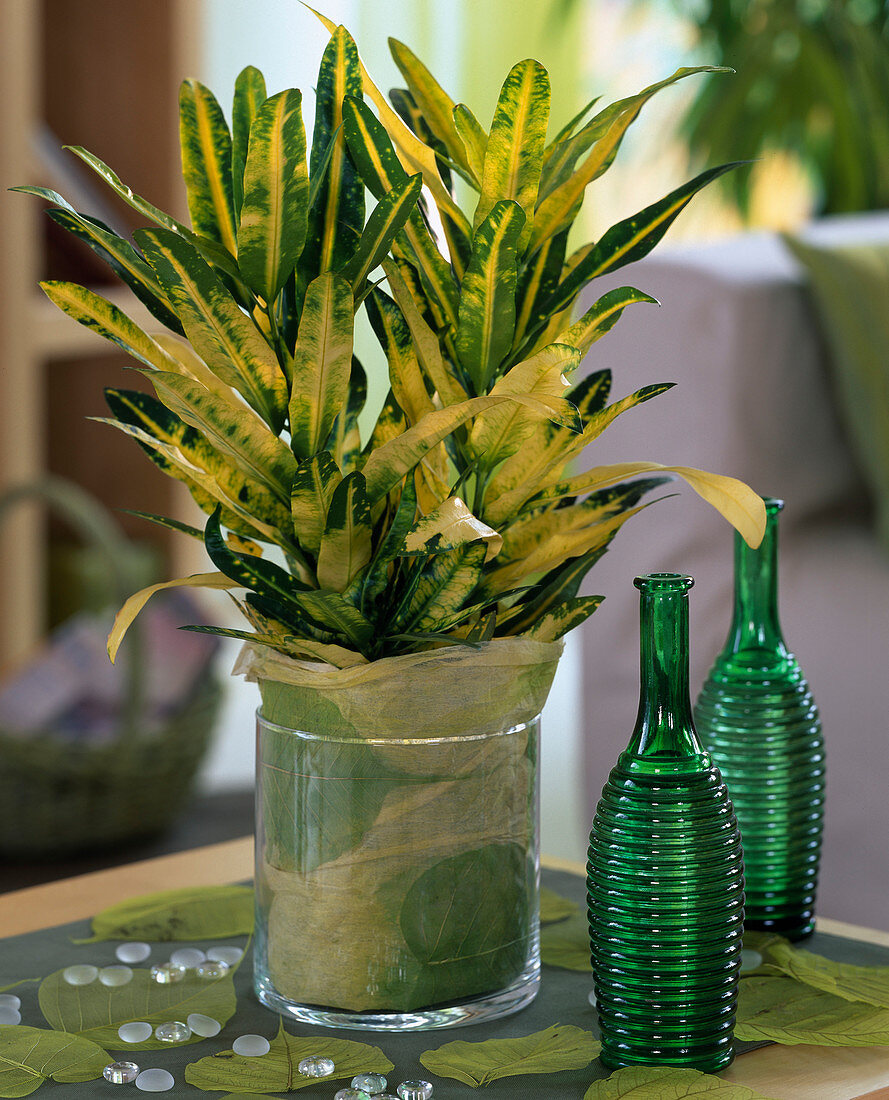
[587,574,745,1072]
[694,498,825,939]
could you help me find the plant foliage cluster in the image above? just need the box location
[19,15,763,666]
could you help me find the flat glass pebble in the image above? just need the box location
[103,1061,140,1084]
[740,948,764,972]
[588,989,597,1007]
[206,945,243,966]
[169,948,206,968]
[0,1006,21,1025]
[195,959,230,980]
[118,1022,153,1044]
[135,1068,175,1092]
[232,1034,270,1057]
[116,942,151,964]
[298,1055,335,1078]
[353,1074,388,1093]
[150,963,186,984]
[0,995,21,1010]
[99,966,134,987]
[63,964,98,985]
[154,1020,191,1043]
[334,1091,371,1100]
[396,1083,434,1100]
[187,1012,222,1038]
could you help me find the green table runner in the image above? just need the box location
[2,868,888,1098]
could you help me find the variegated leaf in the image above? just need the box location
[497,547,609,637]
[108,572,239,661]
[136,227,287,429]
[404,497,502,562]
[474,60,550,253]
[328,356,367,473]
[340,173,423,289]
[365,389,408,455]
[453,103,488,184]
[151,332,234,400]
[456,200,525,394]
[557,285,658,356]
[316,471,373,589]
[360,475,418,606]
[238,88,309,301]
[39,281,178,372]
[290,451,343,556]
[204,507,310,608]
[232,65,268,216]
[289,272,354,459]
[513,227,568,350]
[365,288,434,424]
[179,79,238,254]
[296,590,375,649]
[394,542,487,632]
[389,37,469,174]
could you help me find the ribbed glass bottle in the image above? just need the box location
[587,574,744,1073]
[694,498,825,940]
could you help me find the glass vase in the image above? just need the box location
[587,574,745,1072]
[253,712,540,1030]
[694,497,825,939]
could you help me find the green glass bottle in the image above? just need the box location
[694,498,825,940]
[587,574,745,1072]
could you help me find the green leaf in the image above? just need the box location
[540,912,591,971]
[366,288,434,424]
[583,1066,782,1099]
[232,65,268,216]
[393,542,487,633]
[289,272,354,459]
[420,1024,599,1088]
[525,595,604,640]
[179,78,238,255]
[237,88,309,301]
[558,286,659,357]
[316,471,373,590]
[757,939,889,1008]
[735,976,889,1045]
[0,1026,110,1097]
[454,103,488,183]
[340,173,423,289]
[360,474,418,607]
[474,60,551,253]
[294,590,376,650]
[290,451,343,556]
[388,38,469,174]
[77,884,254,942]
[136,227,288,431]
[38,968,237,1049]
[540,886,580,923]
[184,1021,393,1093]
[204,508,308,608]
[456,200,525,394]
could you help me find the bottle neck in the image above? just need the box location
[726,499,787,655]
[628,575,703,760]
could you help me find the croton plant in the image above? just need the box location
[18,17,763,668]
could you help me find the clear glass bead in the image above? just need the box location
[103,1061,139,1084]
[186,1012,222,1038]
[353,1074,388,1093]
[232,1034,270,1057]
[134,1068,175,1092]
[169,948,206,968]
[206,946,243,966]
[118,1022,153,1044]
[99,966,133,987]
[195,960,230,981]
[154,1021,191,1044]
[150,963,186,984]
[63,964,98,985]
[334,1090,371,1100]
[297,1055,336,1078]
[0,995,21,1010]
[116,942,151,964]
[0,1006,21,1025]
[397,1083,434,1100]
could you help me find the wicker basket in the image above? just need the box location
[0,478,222,858]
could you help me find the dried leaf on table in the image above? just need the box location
[75,884,254,943]
[583,1065,781,1098]
[0,1026,110,1098]
[540,912,591,971]
[735,975,889,1045]
[540,885,581,923]
[748,935,889,1008]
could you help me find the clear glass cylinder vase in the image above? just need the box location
[253,712,541,1031]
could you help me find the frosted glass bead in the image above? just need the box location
[397,1083,434,1100]
[135,1068,175,1092]
[150,963,186,984]
[63,965,98,986]
[232,1034,270,1057]
[99,966,133,987]
[588,989,597,1006]
[103,1061,139,1084]
[353,1074,388,1093]
[298,1055,336,1078]
[169,948,206,968]
[376,1095,400,1099]
[0,1006,21,1024]
[206,945,243,966]
[740,948,763,972]
[154,1020,191,1043]
[187,1012,222,1038]
[116,942,151,964]
[195,960,230,980]
[334,1090,370,1100]
[118,1022,153,1043]
[0,995,21,1010]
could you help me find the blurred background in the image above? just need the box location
[2,0,887,927]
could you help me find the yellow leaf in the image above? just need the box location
[405,497,503,563]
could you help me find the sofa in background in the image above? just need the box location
[576,215,889,932]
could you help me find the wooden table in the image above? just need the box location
[2,840,888,1100]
